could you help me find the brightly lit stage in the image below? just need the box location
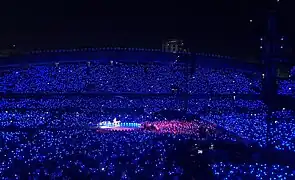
[92,118,142,132]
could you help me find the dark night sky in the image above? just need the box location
[0,0,294,57]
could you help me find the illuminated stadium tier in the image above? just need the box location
[0,47,295,180]
[0,49,262,95]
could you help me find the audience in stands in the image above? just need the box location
[212,162,295,179]
[2,63,261,94]
[0,60,294,179]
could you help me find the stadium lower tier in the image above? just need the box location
[1,127,295,179]
[0,96,294,179]
[0,104,294,151]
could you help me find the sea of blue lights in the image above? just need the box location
[2,62,261,94]
[211,162,295,180]
[278,80,295,97]
[1,96,294,151]
[277,66,295,97]
[0,60,295,179]
[0,130,187,179]
[190,99,295,150]
[188,68,262,94]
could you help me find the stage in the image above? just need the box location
[91,119,217,136]
[91,118,142,132]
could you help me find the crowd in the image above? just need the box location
[211,162,295,179]
[1,62,262,94]
[269,110,295,151]
[0,96,185,114]
[0,110,153,129]
[277,66,295,97]
[0,60,295,179]
[2,63,186,94]
[202,110,295,151]
[201,112,268,146]
[1,95,295,152]
[150,120,236,141]
[188,68,262,94]
[278,80,295,97]
[188,98,267,115]
[0,130,189,179]
[189,98,295,151]
[0,114,236,179]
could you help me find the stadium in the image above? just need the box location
[0,45,295,179]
